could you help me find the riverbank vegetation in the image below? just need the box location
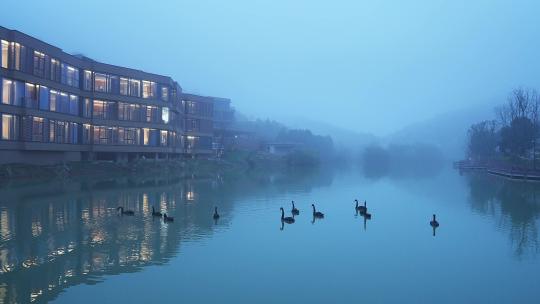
[466,88,540,169]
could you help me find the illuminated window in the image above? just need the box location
[119,102,140,121]
[50,59,61,82]
[69,95,79,115]
[49,90,58,111]
[61,63,79,87]
[93,100,105,119]
[82,124,91,144]
[83,70,92,90]
[160,130,168,146]
[162,107,169,124]
[142,81,156,98]
[9,42,25,71]
[120,77,128,95]
[94,73,108,92]
[119,127,140,145]
[1,40,8,68]
[146,105,158,122]
[1,114,19,140]
[33,51,47,77]
[129,79,140,97]
[2,78,11,104]
[82,99,92,118]
[93,125,115,145]
[24,83,38,109]
[2,78,24,106]
[143,128,150,145]
[92,100,115,120]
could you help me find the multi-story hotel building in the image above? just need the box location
[0,26,225,164]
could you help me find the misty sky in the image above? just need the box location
[3,0,540,135]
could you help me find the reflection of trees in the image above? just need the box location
[466,173,540,259]
[0,167,333,303]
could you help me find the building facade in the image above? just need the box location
[211,97,234,156]
[0,26,223,164]
[181,93,214,156]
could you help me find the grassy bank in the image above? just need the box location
[0,150,322,185]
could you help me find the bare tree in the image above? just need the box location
[496,88,540,166]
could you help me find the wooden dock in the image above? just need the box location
[454,160,540,182]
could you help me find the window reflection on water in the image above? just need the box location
[0,166,330,304]
[1,166,538,303]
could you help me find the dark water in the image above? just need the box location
[0,165,539,303]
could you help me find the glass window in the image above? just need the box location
[83,70,92,90]
[120,77,128,95]
[10,42,25,71]
[145,105,159,123]
[82,98,92,118]
[93,126,116,145]
[92,100,115,120]
[161,86,169,101]
[33,51,47,77]
[49,90,58,112]
[31,117,44,142]
[162,107,169,124]
[61,63,79,87]
[39,86,49,110]
[93,100,105,119]
[1,78,23,106]
[143,128,150,145]
[129,79,140,97]
[160,130,168,146]
[142,81,156,98]
[2,78,11,105]
[55,121,66,143]
[94,73,108,92]
[60,92,69,113]
[24,83,38,109]
[119,102,140,121]
[50,59,61,82]
[82,124,91,144]
[110,75,119,94]
[1,114,19,140]
[69,95,79,115]
[1,40,8,69]
[71,122,79,144]
[119,127,140,145]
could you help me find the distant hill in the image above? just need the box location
[386,103,497,160]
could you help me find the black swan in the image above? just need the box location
[163,213,174,222]
[152,206,162,217]
[312,204,324,218]
[281,207,295,223]
[291,201,300,215]
[117,206,134,216]
[213,207,220,219]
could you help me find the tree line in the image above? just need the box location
[467,88,540,167]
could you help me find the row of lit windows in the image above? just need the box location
[2,78,79,115]
[1,77,174,125]
[0,114,78,144]
[0,113,186,148]
[1,39,171,101]
[1,39,79,88]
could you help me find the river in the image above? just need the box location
[0,165,539,303]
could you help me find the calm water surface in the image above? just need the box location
[0,165,539,303]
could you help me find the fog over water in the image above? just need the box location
[3,0,539,138]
